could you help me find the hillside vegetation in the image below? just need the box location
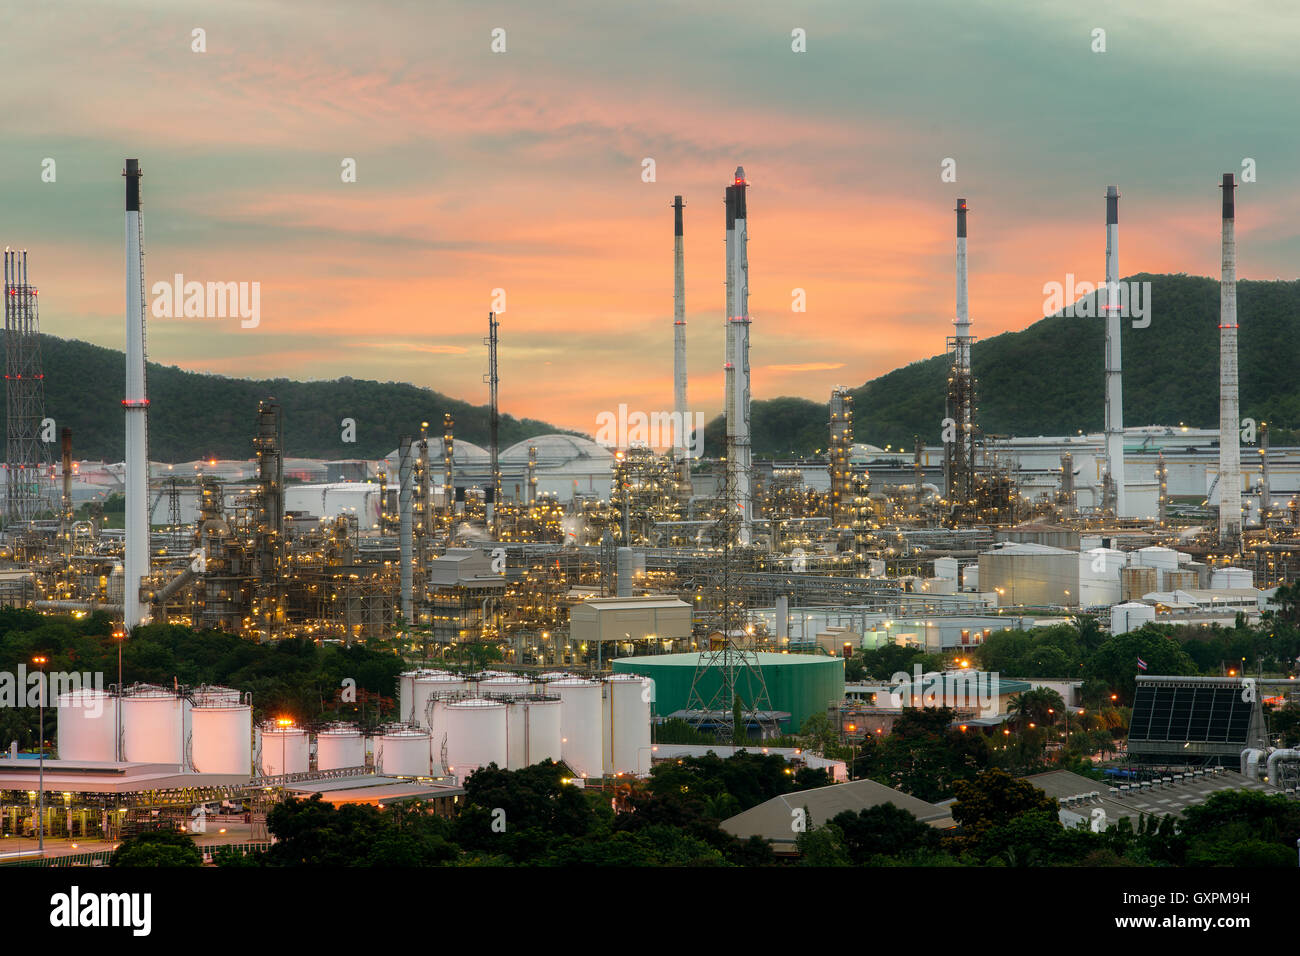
[2,335,567,462]
[705,274,1300,456]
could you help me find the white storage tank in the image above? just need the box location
[1110,602,1157,636]
[1210,566,1254,589]
[602,675,652,776]
[315,724,366,771]
[375,728,432,776]
[505,697,563,770]
[549,678,602,779]
[413,673,469,729]
[398,669,450,724]
[1134,546,1179,574]
[259,724,309,776]
[56,690,118,762]
[191,703,252,775]
[121,687,187,765]
[478,675,534,699]
[191,685,242,707]
[439,698,507,778]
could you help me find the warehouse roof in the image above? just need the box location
[721,777,954,850]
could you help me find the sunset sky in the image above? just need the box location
[3,0,1299,439]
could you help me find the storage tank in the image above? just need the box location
[438,698,507,778]
[549,678,602,778]
[1121,565,1158,602]
[412,673,469,729]
[258,724,309,776]
[121,687,187,765]
[1134,546,1179,574]
[315,723,366,771]
[478,675,534,699]
[1165,569,1199,592]
[375,728,432,776]
[602,675,652,776]
[398,669,450,723]
[56,690,118,762]
[1210,566,1254,589]
[505,697,563,769]
[1110,602,1157,636]
[191,684,242,707]
[191,703,252,775]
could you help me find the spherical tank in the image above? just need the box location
[602,675,652,776]
[191,705,252,775]
[56,690,118,762]
[505,697,562,770]
[259,725,309,776]
[315,724,366,771]
[549,678,602,779]
[121,689,187,765]
[442,699,507,778]
[376,728,432,776]
[413,674,468,729]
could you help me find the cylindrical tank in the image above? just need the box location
[121,687,187,765]
[56,690,119,762]
[191,685,242,707]
[1210,566,1253,589]
[478,675,534,699]
[549,678,602,778]
[375,728,431,776]
[1121,565,1158,602]
[413,673,469,729]
[191,704,252,775]
[259,725,309,776]
[315,724,366,771]
[505,697,563,770]
[602,675,652,775]
[439,698,507,778]
[398,669,450,723]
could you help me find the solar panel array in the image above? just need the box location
[1128,683,1253,744]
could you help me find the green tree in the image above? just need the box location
[110,829,203,867]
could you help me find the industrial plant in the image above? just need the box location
[0,153,1296,873]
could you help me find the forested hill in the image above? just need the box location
[5,335,569,462]
[704,274,1300,457]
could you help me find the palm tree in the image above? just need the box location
[1006,688,1065,729]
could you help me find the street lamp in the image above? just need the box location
[33,655,47,856]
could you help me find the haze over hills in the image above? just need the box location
[704,274,1300,457]
[7,335,570,463]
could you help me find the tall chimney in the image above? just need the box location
[729,168,753,545]
[724,184,737,522]
[123,158,150,631]
[1218,173,1241,544]
[673,196,688,459]
[398,434,413,622]
[955,197,970,371]
[1103,185,1127,517]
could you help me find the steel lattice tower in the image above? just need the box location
[683,453,778,741]
[4,250,53,524]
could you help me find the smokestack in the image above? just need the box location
[123,158,150,631]
[724,184,737,504]
[1103,185,1127,517]
[399,434,413,623]
[955,198,969,364]
[443,413,455,518]
[1218,173,1242,544]
[60,427,73,558]
[673,196,688,458]
[730,166,753,545]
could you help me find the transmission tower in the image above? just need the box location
[4,250,54,524]
[682,453,778,741]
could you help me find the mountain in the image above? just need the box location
[704,274,1300,456]
[4,335,571,462]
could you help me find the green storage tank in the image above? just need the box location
[611,652,844,732]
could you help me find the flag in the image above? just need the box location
[1136,657,1148,671]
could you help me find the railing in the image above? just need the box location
[0,841,274,867]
